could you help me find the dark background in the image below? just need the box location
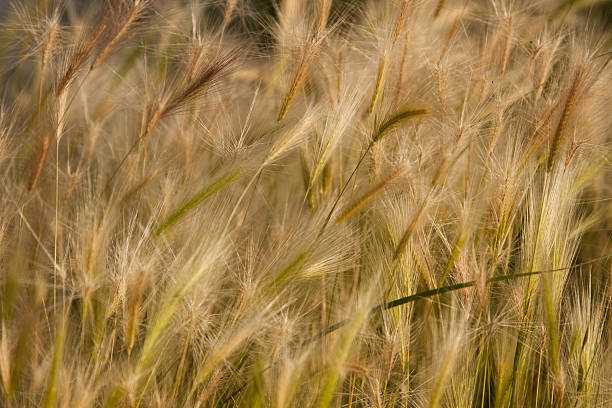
[0,0,610,41]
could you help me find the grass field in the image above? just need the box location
[0,0,611,406]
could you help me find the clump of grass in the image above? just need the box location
[0,0,611,407]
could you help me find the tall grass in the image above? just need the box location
[0,0,611,406]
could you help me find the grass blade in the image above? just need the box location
[156,170,240,235]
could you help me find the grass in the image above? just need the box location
[0,0,611,407]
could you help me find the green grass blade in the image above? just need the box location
[314,261,604,341]
[156,170,240,235]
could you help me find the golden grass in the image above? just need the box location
[0,0,610,407]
